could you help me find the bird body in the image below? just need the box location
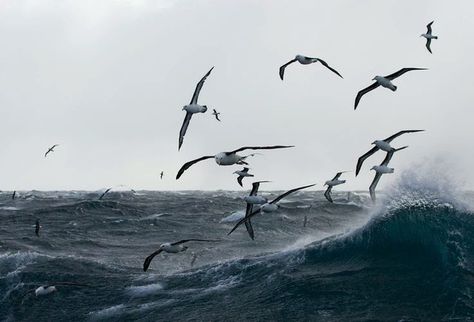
[373,140,393,152]
[183,104,207,114]
[371,165,394,174]
[35,286,57,296]
[260,203,279,213]
[233,169,253,177]
[160,243,188,253]
[324,179,346,187]
[373,76,397,91]
[243,195,267,204]
[295,55,317,64]
[215,152,243,166]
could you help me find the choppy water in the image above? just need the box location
[1,183,473,321]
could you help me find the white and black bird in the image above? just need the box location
[160,171,164,180]
[355,130,424,176]
[240,180,270,240]
[176,145,294,179]
[369,146,407,202]
[98,188,112,200]
[354,68,427,110]
[178,67,214,150]
[143,239,219,271]
[228,184,315,238]
[44,144,59,157]
[12,190,16,200]
[212,109,221,121]
[324,171,349,203]
[421,21,438,53]
[234,167,254,187]
[279,55,343,80]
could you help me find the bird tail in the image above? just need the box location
[394,146,408,152]
[391,85,397,91]
[433,36,438,39]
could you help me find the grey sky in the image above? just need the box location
[0,0,472,191]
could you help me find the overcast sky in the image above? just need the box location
[0,0,472,191]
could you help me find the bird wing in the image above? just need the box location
[426,38,432,53]
[228,207,260,236]
[279,59,296,80]
[270,184,315,204]
[354,82,380,110]
[369,172,382,202]
[355,146,379,176]
[176,155,214,179]
[171,239,219,246]
[383,130,425,143]
[381,146,408,166]
[242,167,249,173]
[35,220,40,236]
[384,68,427,81]
[317,58,343,78]
[215,114,221,121]
[332,172,343,181]
[426,21,433,35]
[324,186,333,203]
[190,67,214,104]
[244,219,255,240]
[143,249,163,272]
[98,188,111,200]
[178,112,193,150]
[249,181,269,196]
[227,145,294,155]
[237,176,244,187]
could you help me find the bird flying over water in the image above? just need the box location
[240,180,270,240]
[35,219,40,237]
[160,171,164,180]
[178,67,214,150]
[279,55,343,80]
[212,109,221,121]
[421,21,438,53]
[324,171,349,203]
[44,144,59,157]
[98,188,112,200]
[176,145,294,179]
[234,167,254,187]
[12,191,16,200]
[354,68,427,110]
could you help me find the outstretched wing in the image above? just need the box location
[317,58,343,78]
[228,145,294,155]
[249,181,268,196]
[384,130,424,143]
[237,176,244,187]
[244,219,255,240]
[143,249,163,272]
[279,59,296,80]
[324,186,333,203]
[171,239,219,246]
[270,184,315,204]
[426,39,432,53]
[176,155,214,179]
[190,67,214,104]
[355,146,379,176]
[331,172,343,181]
[228,207,260,236]
[384,68,427,81]
[426,21,434,35]
[381,146,407,166]
[35,220,40,236]
[354,82,380,110]
[178,112,193,150]
[369,172,382,202]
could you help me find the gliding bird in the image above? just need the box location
[240,180,270,240]
[324,171,349,203]
[279,55,343,80]
[421,21,438,53]
[44,144,59,157]
[234,167,254,187]
[212,109,221,121]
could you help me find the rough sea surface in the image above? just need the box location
[1,179,473,321]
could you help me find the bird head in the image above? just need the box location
[202,105,208,112]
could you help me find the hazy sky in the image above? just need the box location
[0,0,472,191]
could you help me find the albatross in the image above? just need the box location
[355,130,424,176]
[98,188,112,200]
[421,21,438,53]
[176,145,294,179]
[35,219,40,237]
[354,68,427,110]
[178,67,214,150]
[369,146,407,202]
[324,171,349,203]
[212,109,221,121]
[240,180,270,240]
[143,239,219,271]
[234,167,254,187]
[279,55,343,80]
[44,144,59,157]
[228,183,315,238]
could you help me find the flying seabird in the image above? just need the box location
[234,167,254,187]
[228,183,315,237]
[35,219,40,237]
[354,68,427,110]
[143,239,219,272]
[369,146,407,202]
[176,145,294,179]
[178,67,214,150]
[324,171,349,203]
[421,21,438,53]
[44,144,59,157]
[160,171,164,180]
[98,188,112,200]
[279,55,343,80]
[212,109,221,121]
[240,180,270,240]
[12,191,16,200]
[355,130,424,176]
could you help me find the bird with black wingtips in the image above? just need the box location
[35,219,40,237]
[233,167,254,187]
[44,144,59,157]
[176,145,294,179]
[369,146,407,202]
[354,68,427,110]
[228,184,315,238]
[178,67,214,150]
[421,21,438,53]
[12,190,16,200]
[240,180,270,240]
[160,171,164,180]
[279,55,343,80]
[212,109,221,121]
[355,130,424,176]
[143,239,219,272]
[324,171,349,203]
[98,188,112,200]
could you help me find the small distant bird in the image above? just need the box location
[179,67,214,150]
[228,184,315,238]
[98,188,112,200]
[354,68,427,110]
[369,146,407,202]
[160,171,164,180]
[143,239,219,272]
[421,21,438,53]
[279,55,343,80]
[44,144,59,157]
[212,109,221,121]
[324,171,349,203]
[303,215,308,227]
[12,191,16,200]
[356,130,424,176]
[176,145,294,179]
[233,167,254,187]
[35,219,40,237]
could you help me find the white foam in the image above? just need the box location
[125,283,164,297]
